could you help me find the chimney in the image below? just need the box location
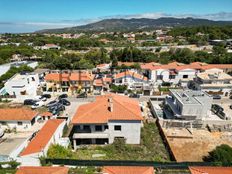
[108,97,113,112]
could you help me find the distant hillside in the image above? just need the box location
[36,17,232,33]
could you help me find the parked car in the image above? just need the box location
[129,93,140,98]
[59,99,71,106]
[77,92,87,98]
[41,94,51,99]
[212,95,221,100]
[35,95,47,102]
[49,103,65,111]
[47,100,58,107]
[212,104,224,112]
[50,104,65,115]
[31,101,45,109]
[58,94,68,100]
[24,99,38,105]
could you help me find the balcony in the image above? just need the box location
[165,96,181,117]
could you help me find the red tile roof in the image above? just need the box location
[45,72,94,82]
[41,111,53,117]
[20,119,65,156]
[0,108,37,121]
[103,166,154,174]
[16,166,68,174]
[72,94,143,124]
[115,70,148,81]
[94,79,104,87]
[141,61,232,71]
[189,166,232,174]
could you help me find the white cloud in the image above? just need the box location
[0,12,232,33]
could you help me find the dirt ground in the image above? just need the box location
[163,127,232,162]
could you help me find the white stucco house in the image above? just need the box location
[71,94,143,149]
[141,61,232,87]
[194,68,232,96]
[165,89,213,120]
[1,72,40,99]
[113,70,149,90]
[19,119,66,166]
[0,108,38,131]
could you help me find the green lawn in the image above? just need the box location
[48,123,170,161]
[0,169,16,174]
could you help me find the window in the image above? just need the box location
[95,125,102,131]
[157,75,163,80]
[183,75,188,79]
[17,122,23,125]
[104,125,109,130]
[169,75,175,79]
[114,125,121,131]
[83,125,90,130]
[0,121,6,125]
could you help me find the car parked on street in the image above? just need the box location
[47,100,58,108]
[76,92,87,98]
[58,94,68,100]
[58,99,71,106]
[31,101,45,109]
[41,94,51,99]
[212,95,221,100]
[24,99,38,105]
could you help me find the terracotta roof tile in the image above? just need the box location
[45,72,94,82]
[115,70,148,81]
[103,166,154,174]
[20,119,65,156]
[0,108,37,121]
[141,61,232,71]
[189,166,232,174]
[16,166,68,174]
[41,111,53,117]
[72,94,143,124]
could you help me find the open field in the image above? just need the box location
[163,127,232,162]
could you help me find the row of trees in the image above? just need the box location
[169,25,232,41]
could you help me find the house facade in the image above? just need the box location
[194,68,232,96]
[141,62,232,87]
[71,94,143,149]
[1,73,40,99]
[113,70,149,90]
[165,89,212,120]
[43,71,94,95]
[19,119,66,166]
[0,108,38,131]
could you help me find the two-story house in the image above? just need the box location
[1,73,40,99]
[43,71,94,95]
[113,70,148,90]
[71,94,143,149]
[141,61,232,87]
[165,89,212,120]
[194,68,232,96]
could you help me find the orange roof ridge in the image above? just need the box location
[0,108,37,121]
[16,166,69,174]
[72,94,143,124]
[20,119,65,156]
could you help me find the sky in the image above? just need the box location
[0,0,232,33]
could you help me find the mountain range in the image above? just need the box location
[36,17,232,33]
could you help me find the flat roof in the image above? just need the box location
[170,89,211,105]
[0,138,27,156]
